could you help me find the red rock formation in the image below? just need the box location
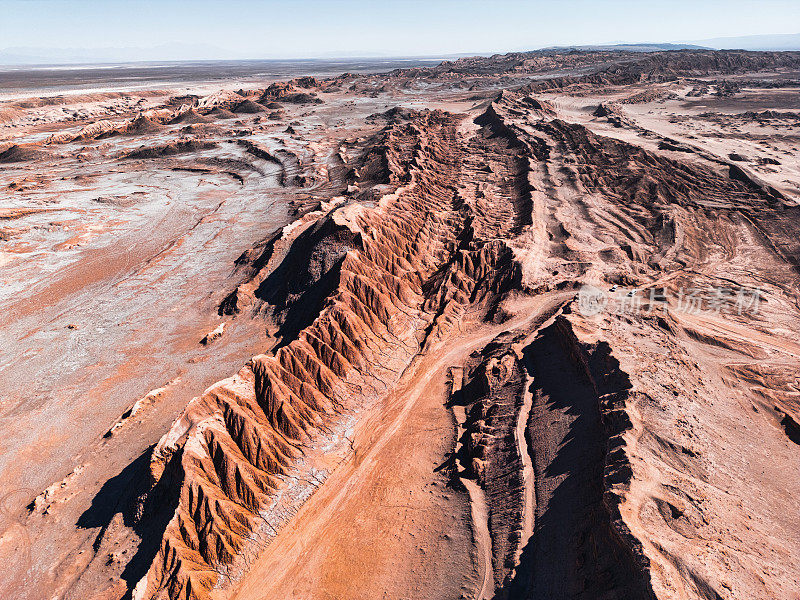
[133,110,518,599]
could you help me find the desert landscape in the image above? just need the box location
[1,45,799,600]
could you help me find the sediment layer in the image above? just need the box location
[130,89,800,600]
[132,109,522,599]
[10,49,800,600]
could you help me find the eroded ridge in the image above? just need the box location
[7,46,800,600]
[134,93,800,600]
[452,314,654,599]
[513,316,653,600]
[436,89,800,600]
[453,333,529,590]
[128,109,522,600]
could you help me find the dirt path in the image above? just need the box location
[227,294,569,600]
[460,479,494,600]
[227,332,477,600]
[514,370,536,568]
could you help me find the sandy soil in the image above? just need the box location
[1,49,799,600]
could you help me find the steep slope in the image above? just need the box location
[7,49,800,600]
[117,89,800,600]
[127,109,521,599]
[448,93,800,600]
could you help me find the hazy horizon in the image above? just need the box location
[1,0,799,64]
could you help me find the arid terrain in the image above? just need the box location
[1,49,799,600]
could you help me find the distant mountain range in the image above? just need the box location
[542,43,710,53]
[544,34,800,53]
[1,34,798,67]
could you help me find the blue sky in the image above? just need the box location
[1,0,799,58]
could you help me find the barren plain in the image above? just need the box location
[1,49,799,600]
